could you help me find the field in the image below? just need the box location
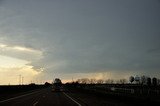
[65,83,160,105]
[0,84,49,101]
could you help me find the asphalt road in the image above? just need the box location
[0,88,81,106]
[0,87,137,106]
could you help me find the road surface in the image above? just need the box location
[0,87,135,106]
[0,88,82,106]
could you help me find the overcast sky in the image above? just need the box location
[0,0,160,84]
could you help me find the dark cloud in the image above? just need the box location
[0,0,160,79]
[147,48,160,54]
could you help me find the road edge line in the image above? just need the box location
[63,92,82,106]
[33,101,39,106]
[0,90,42,103]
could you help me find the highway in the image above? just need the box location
[0,88,81,106]
[0,87,137,106]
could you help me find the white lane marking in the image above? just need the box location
[0,90,42,103]
[63,92,82,106]
[33,101,38,106]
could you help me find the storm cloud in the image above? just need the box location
[0,0,160,81]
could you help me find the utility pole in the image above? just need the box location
[22,77,24,85]
[72,77,74,82]
[19,75,21,85]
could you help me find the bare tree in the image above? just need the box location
[129,76,134,84]
[119,79,127,84]
[141,75,147,85]
[77,79,82,83]
[147,77,151,86]
[152,77,157,86]
[77,78,90,84]
[105,79,114,84]
[89,78,96,84]
[157,79,160,85]
[97,79,104,84]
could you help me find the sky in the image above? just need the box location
[0,0,160,85]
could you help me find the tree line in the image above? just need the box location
[75,78,127,84]
[73,75,160,86]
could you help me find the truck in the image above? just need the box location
[52,78,62,92]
